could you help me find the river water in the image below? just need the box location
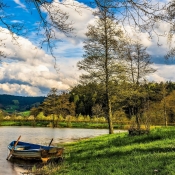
[0,126,125,175]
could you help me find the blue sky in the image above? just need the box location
[0,0,174,96]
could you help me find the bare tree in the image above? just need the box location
[124,41,156,84]
[0,0,166,57]
[1,0,165,48]
[29,0,73,50]
[94,0,163,39]
[0,1,24,36]
[165,0,175,59]
[0,0,74,58]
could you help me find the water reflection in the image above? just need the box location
[10,162,24,175]
[9,157,42,174]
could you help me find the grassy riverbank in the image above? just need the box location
[46,127,175,175]
[0,120,129,129]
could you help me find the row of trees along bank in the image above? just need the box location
[30,81,175,131]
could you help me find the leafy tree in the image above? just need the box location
[165,90,175,123]
[56,93,75,117]
[35,88,75,127]
[30,106,42,120]
[70,83,103,116]
[148,82,172,126]
[42,88,59,115]
[122,41,156,129]
[92,104,105,118]
[78,1,125,134]
[161,83,168,126]
[119,83,146,129]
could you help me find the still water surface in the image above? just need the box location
[0,126,125,175]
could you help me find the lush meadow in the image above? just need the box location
[48,127,175,175]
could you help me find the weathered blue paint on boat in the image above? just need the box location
[8,141,63,161]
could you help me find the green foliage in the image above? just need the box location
[5,105,19,113]
[30,106,42,118]
[69,81,175,126]
[36,112,46,120]
[40,88,75,118]
[19,111,30,117]
[66,120,72,128]
[77,5,126,134]
[65,121,107,128]
[0,94,45,113]
[92,104,104,117]
[77,114,85,121]
[2,81,175,128]
[70,83,105,116]
[53,127,175,175]
[12,100,19,105]
[1,121,33,126]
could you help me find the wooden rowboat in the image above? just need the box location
[7,140,64,163]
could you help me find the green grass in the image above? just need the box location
[0,120,50,127]
[19,111,30,117]
[0,120,127,129]
[5,105,19,113]
[1,121,18,126]
[50,127,175,175]
[1,121,34,126]
[58,122,126,129]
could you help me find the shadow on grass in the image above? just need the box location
[68,144,175,160]
[64,128,175,164]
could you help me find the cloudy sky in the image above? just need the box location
[0,0,174,96]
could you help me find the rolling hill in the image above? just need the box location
[0,94,45,113]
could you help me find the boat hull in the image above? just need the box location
[8,141,64,162]
[11,150,41,159]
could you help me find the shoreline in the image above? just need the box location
[0,120,128,130]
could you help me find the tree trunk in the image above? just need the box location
[136,113,140,130]
[104,9,114,134]
[164,105,167,127]
[106,93,114,134]
[163,85,167,127]
[52,114,55,128]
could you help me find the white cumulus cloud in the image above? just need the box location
[0,0,174,96]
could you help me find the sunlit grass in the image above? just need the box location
[32,163,62,175]
[56,122,130,129]
[19,111,30,117]
[50,127,175,175]
[1,120,128,129]
[1,121,17,126]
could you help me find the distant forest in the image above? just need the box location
[3,81,175,128]
[0,94,45,113]
[30,81,175,127]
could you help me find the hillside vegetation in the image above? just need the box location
[0,94,45,113]
[2,81,175,130]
